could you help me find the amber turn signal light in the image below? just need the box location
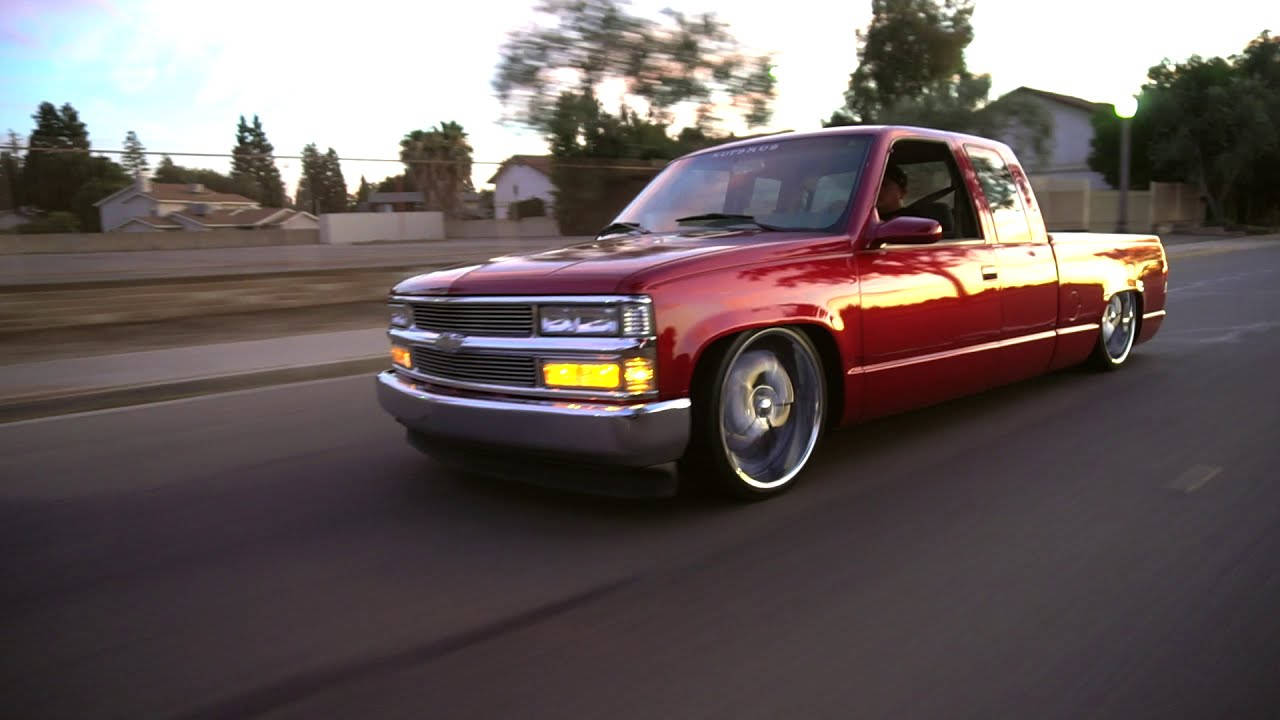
[390,345,412,369]
[542,362,621,390]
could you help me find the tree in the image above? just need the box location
[296,145,348,214]
[320,148,347,214]
[1089,32,1280,226]
[353,175,372,210]
[834,0,976,124]
[71,156,130,231]
[230,114,286,207]
[154,154,256,197]
[494,0,775,132]
[823,0,1051,165]
[0,131,20,210]
[400,121,473,216]
[544,91,735,233]
[22,102,90,213]
[122,130,148,176]
[376,173,414,193]
[296,143,322,214]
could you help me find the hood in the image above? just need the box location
[393,230,789,295]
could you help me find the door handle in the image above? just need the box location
[981,266,998,280]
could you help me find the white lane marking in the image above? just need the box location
[0,374,372,429]
[1168,268,1276,295]
[1167,465,1223,493]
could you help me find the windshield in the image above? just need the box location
[614,134,871,234]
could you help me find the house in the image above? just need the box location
[365,191,427,213]
[993,87,1110,188]
[94,176,318,232]
[487,155,554,219]
[113,206,318,232]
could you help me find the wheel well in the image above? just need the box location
[1132,290,1145,340]
[689,324,845,431]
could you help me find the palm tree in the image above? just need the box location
[400,121,474,217]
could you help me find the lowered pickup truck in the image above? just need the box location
[376,126,1168,499]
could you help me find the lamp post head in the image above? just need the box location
[1115,95,1138,120]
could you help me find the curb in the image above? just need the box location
[0,356,387,424]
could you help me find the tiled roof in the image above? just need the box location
[1006,87,1106,113]
[125,216,183,229]
[169,207,290,227]
[487,154,553,184]
[146,183,257,204]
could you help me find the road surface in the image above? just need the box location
[3,243,1279,719]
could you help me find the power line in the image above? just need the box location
[4,145,674,171]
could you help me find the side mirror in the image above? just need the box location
[868,216,943,249]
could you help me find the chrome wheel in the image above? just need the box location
[717,329,824,490]
[1100,292,1138,364]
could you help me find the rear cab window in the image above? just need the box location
[964,145,1034,245]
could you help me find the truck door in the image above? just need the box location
[963,145,1060,384]
[857,139,1002,419]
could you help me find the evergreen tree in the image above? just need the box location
[320,148,347,214]
[122,130,148,176]
[230,114,286,207]
[1,130,21,210]
[296,143,322,214]
[22,102,91,212]
[353,175,372,210]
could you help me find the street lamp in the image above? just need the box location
[1114,95,1138,233]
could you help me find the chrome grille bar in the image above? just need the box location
[411,347,538,387]
[411,303,534,337]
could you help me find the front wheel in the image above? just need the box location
[1090,291,1138,369]
[680,327,826,500]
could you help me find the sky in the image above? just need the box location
[1,0,1274,197]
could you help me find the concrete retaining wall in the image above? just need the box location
[0,229,320,255]
[320,212,445,244]
[445,217,561,239]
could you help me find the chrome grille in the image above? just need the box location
[411,347,537,387]
[411,303,533,337]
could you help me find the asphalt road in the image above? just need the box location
[3,243,1279,719]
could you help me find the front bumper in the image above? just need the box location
[375,370,691,467]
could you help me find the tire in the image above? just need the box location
[680,327,826,500]
[1090,291,1139,370]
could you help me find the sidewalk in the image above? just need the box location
[1,235,1275,423]
[0,327,389,422]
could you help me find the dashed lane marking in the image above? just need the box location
[1167,465,1223,493]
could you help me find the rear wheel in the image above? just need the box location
[680,328,826,500]
[1091,291,1138,369]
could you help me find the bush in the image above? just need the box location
[511,196,546,219]
[18,211,80,233]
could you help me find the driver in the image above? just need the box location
[877,162,908,220]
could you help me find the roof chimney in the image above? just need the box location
[137,174,152,194]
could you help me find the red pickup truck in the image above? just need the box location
[376,126,1168,499]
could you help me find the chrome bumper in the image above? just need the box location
[375,370,691,467]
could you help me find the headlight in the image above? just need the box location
[538,302,653,337]
[389,303,412,328]
[539,305,620,336]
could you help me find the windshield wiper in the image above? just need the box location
[596,221,650,239]
[674,213,780,231]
